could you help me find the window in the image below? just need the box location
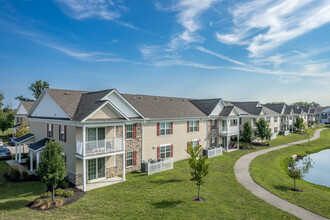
[87,127,105,141]
[239,118,242,125]
[160,145,171,159]
[274,127,278,133]
[16,118,20,124]
[266,117,271,123]
[211,120,216,129]
[233,119,238,125]
[192,140,199,149]
[59,125,65,142]
[126,124,133,139]
[274,116,278,122]
[47,124,52,138]
[211,138,216,148]
[126,151,133,167]
[160,122,171,135]
[189,121,198,132]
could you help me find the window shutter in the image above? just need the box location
[47,124,49,137]
[197,140,200,146]
[64,126,67,142]
[170,122,173,134]
[187,121,189,133]
[157,147,160,159]
[210,120,212,130]
[133,124,137,139]
[197,120,199,131]
[210,138,212,148]
[59,125,61,140]
[51,124,53,137]
[215,120,218,129]
[133,151,137,166]
[187,142,190,151]
[157,123,160,136]
[171,144,173,157]
[125,125,127,139]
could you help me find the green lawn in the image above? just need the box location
[0,128,13,144]
[250,128,330,218]
[0,149,297,219]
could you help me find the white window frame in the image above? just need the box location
[274,116,278,122]
[274,127,278,133]
[48,124,52,138]
[160,144,172,159]
[266,116,271,123]
[189,121,198,132]
[60,125,65,141]
[211,120,216,129]
[126,124,133,139]
[160,122,171,136]
[126,151,133,167]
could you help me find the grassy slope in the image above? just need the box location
[0,150,296,219]
[250,128,330,218]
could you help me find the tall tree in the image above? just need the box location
[242,122,253,143]
[294,117,304,132]
[254,118,272,143]
[0,110,12,135]
[0,92,4,109]
[29,80,49,99]
[15,80,49,101]
[36,140,66,201]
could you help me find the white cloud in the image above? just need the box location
[216,0,330,57]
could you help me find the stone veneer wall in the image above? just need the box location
[107,123,142,178]
[67,170,83,185]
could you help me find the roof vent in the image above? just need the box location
[162,98,166,101]
[171,99,173,101]
[133,96,136,99]
[182,99,185,102]
[138,96,142,99]
[155,98,158,100]
[64,92,69,95]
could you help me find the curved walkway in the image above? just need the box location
[234,128,328,220]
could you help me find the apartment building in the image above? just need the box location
[12,101,34,136]
[312,107,330,123]
[264,104,294,134]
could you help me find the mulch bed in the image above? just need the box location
[27,188,85,211]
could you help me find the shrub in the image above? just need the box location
[55,188,64,196]
[54,197,64,207]
[8,165,21,180]
[40,191,52,198]
[32,199,43,208]
[39,198,52,210]
[58,179,69,189]
[21,170,29,180]
[62,190,74,197]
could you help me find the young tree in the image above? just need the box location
[254,118,272,143]
[287,159,302,191]
[294,117,304,132]
[302,123,313,146]
[192,156,209,201]
[16,122,29,138]
[186,142,203,180]
[242,122,253,143]
[36,140,66,201]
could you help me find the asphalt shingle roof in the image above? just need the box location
[263,104,285,114]
[21,101,35,113]
[231,102,264,115]
[28,138,50,152]
[189,99,221,116]
[14,133,34,143]
[219,106,235,117]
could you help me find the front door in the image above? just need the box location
[87,157,106,182]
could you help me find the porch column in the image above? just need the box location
[36,152,40,165]
[19,144,22,163]
[237,134,240,150]
[122,124,126,181]
[30,151,33,171]
[226,136,229,151]
[82,125,86,156]
[15,143,17,161]
[226,119,229,133]
[83,158,86,192]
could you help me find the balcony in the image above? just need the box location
[309,117,316,121]
[283,120,293,126]
[76,138,124,157]
[219,126,239,135]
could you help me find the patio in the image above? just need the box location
[77,176,124,191]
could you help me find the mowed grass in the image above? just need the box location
[0,149,297,219]
[250,128,330,218]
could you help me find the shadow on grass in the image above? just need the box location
[0,198,31,211]
[152,200,183,209]
[274,184,291,191]
[148,179,183,185]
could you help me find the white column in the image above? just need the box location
[19,144,22,163]
[15,143,17,161]
[36,152,40,165]
[83,158,86,192]
[82,126,86,156]
[122,153,126,181]
[237,134,240,150]
[122,124,126,181]
[30,151,33,171]
[226,119,229,133]
[226,136,229,151]
[114,126,116,138]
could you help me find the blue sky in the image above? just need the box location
[1,0,330,108]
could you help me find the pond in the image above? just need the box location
[296,149,330,187]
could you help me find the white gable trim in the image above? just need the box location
[15,102,28,115]
[210,99,225,116]
[231,107,241,116]
[101,90,145,119]
[81,101,129,122]
[29,90,71,120]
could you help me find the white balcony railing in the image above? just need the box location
[283,120,293,126]
[219,126,239,135]
[309,117,315,121]
[203,147,222,158]
[76,138,124,157]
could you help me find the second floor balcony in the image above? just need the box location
[283,119,293,126]
[219,126,239,135]
[76,137,124,157]
[309,116,316,121]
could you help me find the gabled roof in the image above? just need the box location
[219,106,235,117]
[189,99,222,116]
[263,104,285,114]
[122,94,206,118]
[284,108,293,114]
[312,107,329,113]
[21,102,35,113]
[287,106,304,114]
[28,138,50,152]
[231,102,264,115]
[14,133,34,143]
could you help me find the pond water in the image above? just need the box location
[296,149,330,187]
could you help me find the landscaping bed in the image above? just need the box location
[27,188,84,211]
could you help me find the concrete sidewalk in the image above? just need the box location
[234,128,328,220]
